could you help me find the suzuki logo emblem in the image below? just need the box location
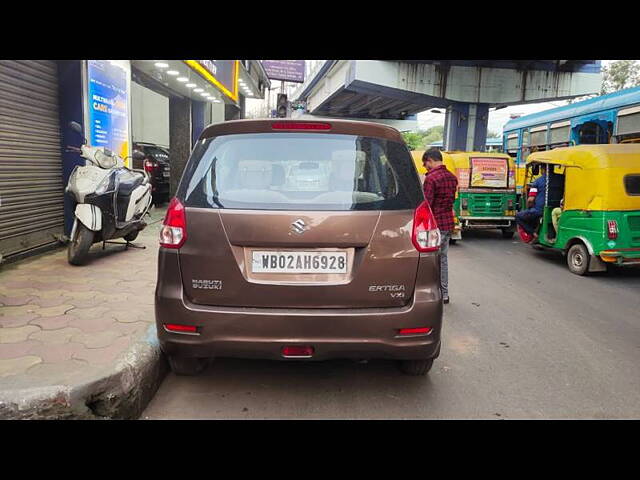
[291,219,307,235]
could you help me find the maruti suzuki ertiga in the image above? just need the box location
[155,119,443,376]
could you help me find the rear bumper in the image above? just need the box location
[155,254,443,361]
[461,217,514,229]
[600,248,640,265]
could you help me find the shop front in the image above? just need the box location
[0,59,269,262]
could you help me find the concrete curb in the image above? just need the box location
[0,324,167,420]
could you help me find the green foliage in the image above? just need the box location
[402,125,445,150]
[601,60,640,95]
[402,132,426,150]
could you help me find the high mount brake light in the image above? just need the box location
[160,197,187,249]
[412,201,441,252]
[271,122,331,131]
[608,220,618,239]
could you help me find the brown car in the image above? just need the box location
[155,119,443,376]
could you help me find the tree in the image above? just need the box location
[600,60,640,95]
[487,129,501,138]
[402,131,427,150]
[401,126,444,150]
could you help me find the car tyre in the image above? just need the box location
[167,355,208,376]
[399,358,434,376]
[567,243,590,276]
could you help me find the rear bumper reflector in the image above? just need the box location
[164,323,199,335]
[397,327,432,336]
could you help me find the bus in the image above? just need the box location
[502,85,640,195]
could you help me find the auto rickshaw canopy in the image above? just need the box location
[526,144,640,211]
[412,150,515,190]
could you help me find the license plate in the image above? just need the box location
[252,251,347,274]
[162,171,170,177]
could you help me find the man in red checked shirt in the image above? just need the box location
[422,148,458,304]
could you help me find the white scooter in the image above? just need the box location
[65,121,152,265]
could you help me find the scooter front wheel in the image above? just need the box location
[68,222,94,266]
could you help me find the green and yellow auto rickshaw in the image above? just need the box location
[412,150,462,242]
[412,150,517,241]
[522,144,640,275]
[443,151,517,240]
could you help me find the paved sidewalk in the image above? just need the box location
[0,207,167,419]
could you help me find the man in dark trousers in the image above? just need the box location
[422,148,458,304]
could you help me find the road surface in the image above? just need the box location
[143,230,640,419]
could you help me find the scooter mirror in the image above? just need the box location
[69,121,83,134]
[132,151,145,161]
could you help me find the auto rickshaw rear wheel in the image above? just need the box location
[567,243,590,276]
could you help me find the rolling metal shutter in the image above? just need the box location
[0,60,64,259]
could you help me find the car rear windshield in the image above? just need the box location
[624,174,640,195]
[178,133,423,211]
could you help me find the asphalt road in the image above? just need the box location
[142,230,640,419]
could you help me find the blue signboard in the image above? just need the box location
[86,60,131,163]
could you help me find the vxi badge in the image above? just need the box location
[369,284,406,298]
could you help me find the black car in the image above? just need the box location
[132,142,171,205]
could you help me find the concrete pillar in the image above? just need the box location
[443,103,468,151]
[169,97,191,197]
[471,104,489,151]
[443,102,489,151]
[191,100,206,146]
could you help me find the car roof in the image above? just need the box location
[199,118,405,143]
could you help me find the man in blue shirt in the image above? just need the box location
[516,164,547,240]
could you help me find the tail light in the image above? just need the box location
[607,220,618,239]
[412,201,441,252]
[160,197,187,248]
[507,199,514,210]
[144,159,157,173]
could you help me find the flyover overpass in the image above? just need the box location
[291,60,602,150]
